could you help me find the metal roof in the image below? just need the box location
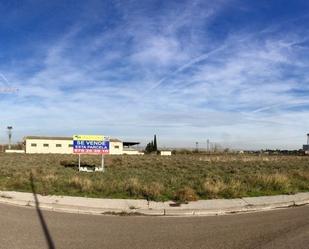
[123,141,140,146]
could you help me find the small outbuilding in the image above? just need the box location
[160,150,172,156]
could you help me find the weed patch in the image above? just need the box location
[0,153,308,200]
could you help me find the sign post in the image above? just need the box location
[73,135,110,172]
[78,154,81,171]
[101,154,105,172]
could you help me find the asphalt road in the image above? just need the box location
[0,203,308,249]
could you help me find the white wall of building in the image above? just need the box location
[25,137,125,155]
[5,149,25,153]
[109,141,123,155]
[25,138,73,154]
[123,150,144,155]
[160,151,172,156]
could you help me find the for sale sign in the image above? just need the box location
[73,135,110,154]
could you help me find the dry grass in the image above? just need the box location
[0,153,308,201]
[202,179,225,197]
[174,187,198,202]
[69,176,93,192]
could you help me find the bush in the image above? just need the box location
[202,179,225,198]
[142,182,164,201]
[253,173,291,192]
[174,187,198,202]
[124,178,143,197]
[69,176,93,192]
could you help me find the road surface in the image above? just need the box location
[0,203,308,249]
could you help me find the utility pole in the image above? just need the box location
[7,126,13,150]
[207,139,210,152]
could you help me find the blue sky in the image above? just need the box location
[0,0,309,149]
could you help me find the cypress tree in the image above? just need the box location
[153,134,157,151]
[145,142,150,153]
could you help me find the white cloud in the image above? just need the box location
[0,0,308,149]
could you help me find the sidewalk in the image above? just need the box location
[0,191,308,216]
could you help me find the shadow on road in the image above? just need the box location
[30,172,56,249]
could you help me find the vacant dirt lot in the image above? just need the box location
[0,153,308,201]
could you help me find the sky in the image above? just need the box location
[0,0,309,150]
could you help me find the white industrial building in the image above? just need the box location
[23,136,142,155]
[24,136,74,154]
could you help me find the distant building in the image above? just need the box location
[160,151,172,156]
[123,141,144,155]
[23,136,142,155]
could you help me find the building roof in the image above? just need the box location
[110,138,122,142]
[123,141,140,146]
[24,136,122,142]
[24,136,73,140]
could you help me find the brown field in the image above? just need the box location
[0,153,308,201]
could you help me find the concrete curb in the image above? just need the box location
[0,191,308,217]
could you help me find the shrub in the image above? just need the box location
[142,182,164,201]
[253,173,291,192]
[223,179,244,198]
[202,179,226,198]
[174,186,198,202]
[124,178,143,197]
[69,176,93,192]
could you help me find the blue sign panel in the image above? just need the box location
[73,139,109,154]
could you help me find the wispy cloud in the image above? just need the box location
[0,0,308,149]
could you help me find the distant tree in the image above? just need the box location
[145,142,152,153]
[145,135,158,154]
[153,135,157,151]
